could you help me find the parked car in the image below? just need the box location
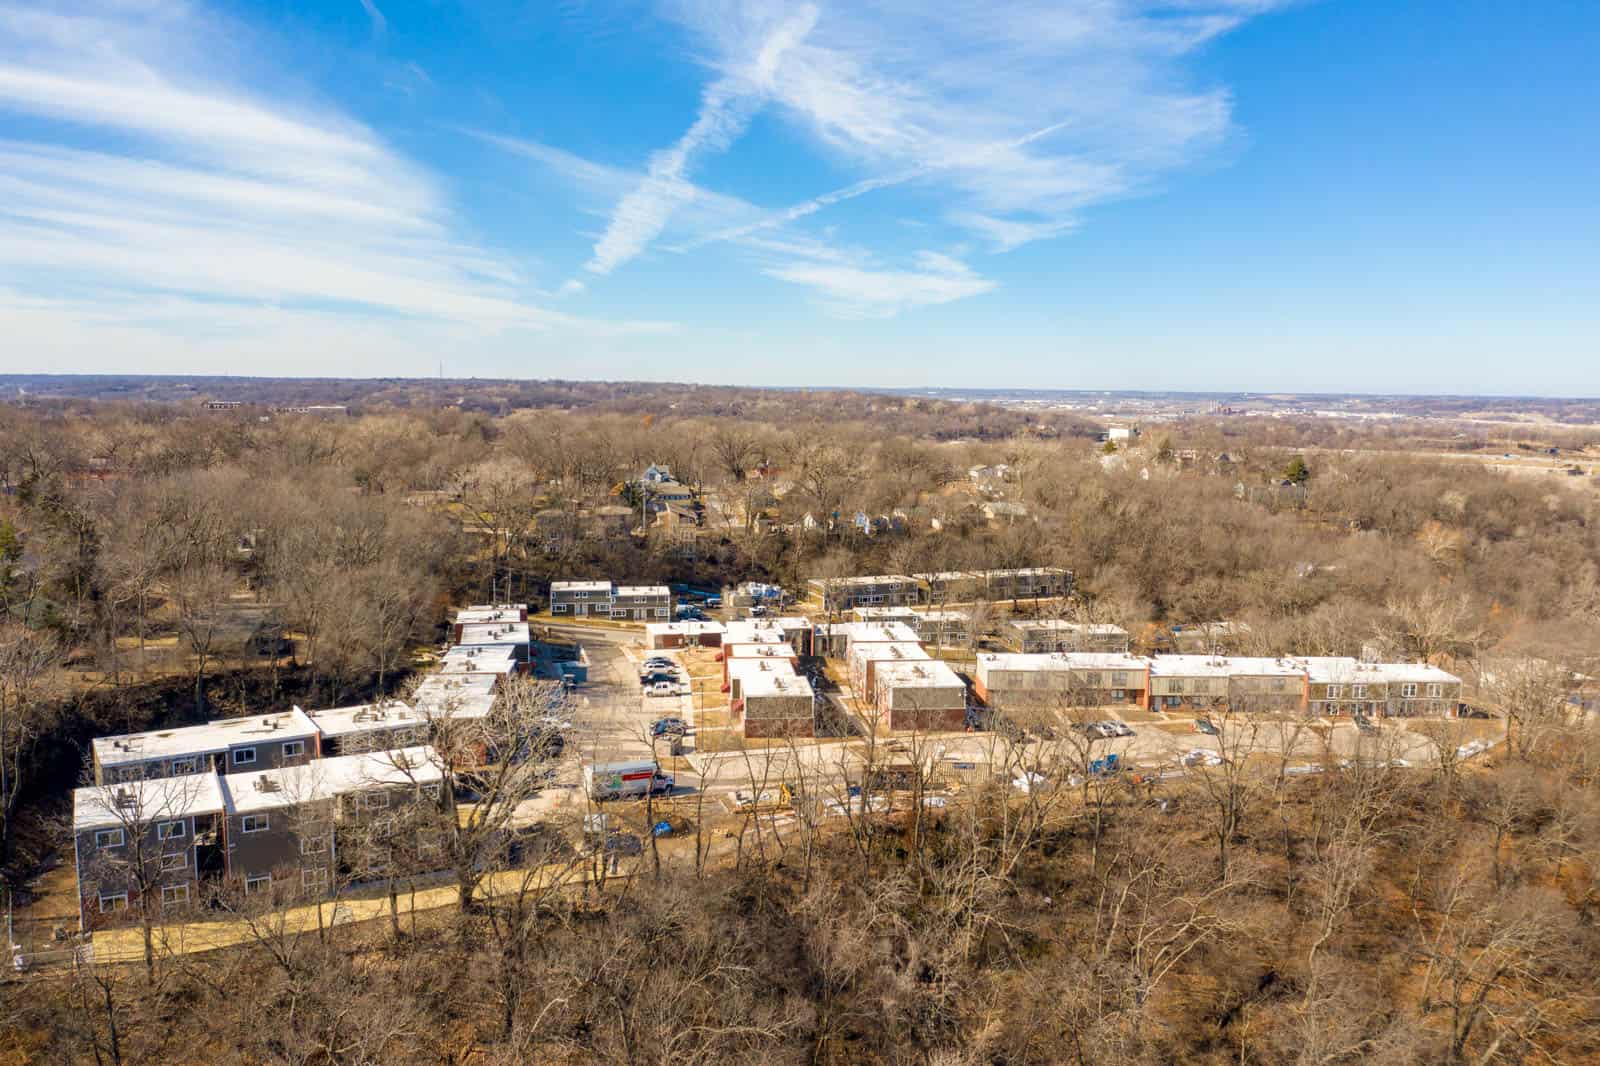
[646,681,683,697]
[1194,718,1219,736]
[651,717,688,737]
[1103,720,1135,738]
[639,671,678,687]
[704,596,722,608]
[643,657,675,668]
[1353,712,1376,733]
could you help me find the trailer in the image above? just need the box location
[583,759,675,801]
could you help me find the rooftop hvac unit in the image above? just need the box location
[114,787,136,808]
[253,774,279,792]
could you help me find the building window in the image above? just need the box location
[1110,689,1126,701]
[170,757,198,775]
[160,884,189,906]
[160,852,187,872]
[302,867,328,890]
[94,828,125,849]
[157,820,186,841]
[655,608,670,617]
[552,603,570,614]
[232,747,256,766]
[282,740,306,759]
[98,893,128,913]
[1112,672,1130,687]
[241,814,270,834]
[244,874,271,894]
[301,835,329,855]
[1426,683,1443,699]
[1351,685,1367,699]
[1326,685,1343,699]
[1401,683,1419,698]
[360,791,389,810]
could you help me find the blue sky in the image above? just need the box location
[1,0,1596,393]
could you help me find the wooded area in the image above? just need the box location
[2,388,1598,1064]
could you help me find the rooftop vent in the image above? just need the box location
[113,786,136,809]
[254,774,280,793]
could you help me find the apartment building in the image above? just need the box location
[806,574,920,612]
[1007,620,1130,654]
[548,580,614,617]
[909,609,971,648]
[977,567,1074,601]
[92,708,321,784]
[1148,656,1307,712]
[913,571,983,604]
[548,580,670,620]
[451,604,527,641]
[221,747,444,899]
[612,585,672,621]
[455,620,532,662]
[645,620,727,650]
[873,659,968,732]
[850,605,919,625]
[440,643,521,679]
[1305,658,1463,717]
[729,660,816,738]
[73,773,228,929]
[847,641,930,704]
[811,620,923,658]
[308,701,430,757]
[973,652,1151,709]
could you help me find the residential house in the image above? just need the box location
[611,585,672,622]
[908,609,971,648]
[977,567,1073,602]
[645,620,726,650]
[728,660,815,739]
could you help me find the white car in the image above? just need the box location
[646,681,683,697]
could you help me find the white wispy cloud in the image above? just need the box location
[583,3,819,275]
[357,0,387,37]
[0,0,665,365]
[765,251,995,318]
[656,0,1277,253]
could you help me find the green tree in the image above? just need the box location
[1283,455,1311,484]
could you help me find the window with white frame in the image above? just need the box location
[282,740,306,759]
[170,757,198,775]
[157,820,185,840]
[302,867,328,890]
[160,852,187,872]
[1110,689,1126,701]
[1351,685,1368,699]
[244,874,271,894]
[360,790,389,810]
[1112,672,1130,687]
[98,892,128,913]
[655,608,669,617]
[1401,683,1419,698]
[552,602,570,614]
[232,747,256,766]
[1426,683,1443,698]
[300,834,329,855]
[1326,684,1344,699]
[161,884,189,905]
[94,828,125,849]
[241,814,270,833]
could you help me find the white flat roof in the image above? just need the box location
[224,746,443,814]
[412,674,498,719]
[645,620,728,637]
[1150,655,1305,678]
[456,621,530,646]
[455,606,525,624]
[722,621,788,645]
[810,574,915,587]
[444,644,517,664]
[307,700,427,738]
[849,642,929,666]
[978,652,1148,673]
[1012,620,1128,636]
[75,773,227,831]
[551,580,610,593]
[615,584,670,596]
[875,659,964,689]
[1343,661,1461,684]
[814,621,923,644]
[913,571,973,583]
[93,708,319,768]
[913,609,970,622]
[1299,656,1364,683]
[734,663,815,699]
[728,643,796,661]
